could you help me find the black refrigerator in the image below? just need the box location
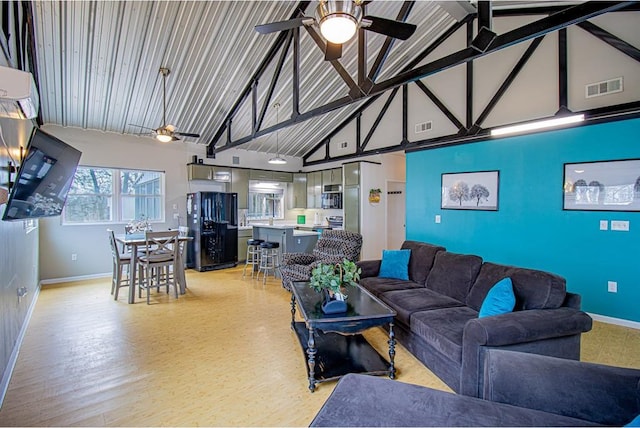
[186,192,238,271]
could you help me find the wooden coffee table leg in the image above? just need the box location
[307,326,317,392]
[388,322,396,379]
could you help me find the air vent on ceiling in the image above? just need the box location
[415,121,433,134]
[585,77,623,99]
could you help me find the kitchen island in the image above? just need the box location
[252,225,321,255]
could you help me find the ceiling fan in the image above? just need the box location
[129,67,201,142]
[255,0,417,61]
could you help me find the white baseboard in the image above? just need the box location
[0,285,41,409]
[40,272,111,285]
[588,313,640,330]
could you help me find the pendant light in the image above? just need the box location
[268,103,287,165]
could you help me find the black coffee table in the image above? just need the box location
[290,281,397,392]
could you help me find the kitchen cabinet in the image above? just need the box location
[237,228,253,262]
[322,167,342,187]
[249,169,293,182]
[231,168,249,209]
[344,162,360,186]
[187,164,231,182]
[306,171,322,208]
[290,173,307,209]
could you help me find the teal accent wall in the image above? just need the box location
[406,118,640,323]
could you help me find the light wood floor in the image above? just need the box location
[0,266,638,426]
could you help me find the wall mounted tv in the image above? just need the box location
[2,128,81,221]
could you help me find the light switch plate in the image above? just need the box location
[608,281,617,293]
[435,215,441,224]
[599,220,608,231]
[611,220,630,231]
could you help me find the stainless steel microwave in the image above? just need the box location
[321,192,342,209]
[323,184,342,193]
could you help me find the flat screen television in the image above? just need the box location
[2,128,81,221]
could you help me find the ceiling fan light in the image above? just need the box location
[320,14,357,44]
[156,134,173,143]
[268,156,287,165]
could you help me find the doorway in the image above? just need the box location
[386,180,406,250]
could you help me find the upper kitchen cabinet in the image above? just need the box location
[307,171,322,208]
[322,167,342,187]
[231,168,249,209]
[249,169,293,182]
[188,164,231,182]
[344,162,360,186]
[289,173,307,209]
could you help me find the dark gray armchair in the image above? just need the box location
[279,229,362,291]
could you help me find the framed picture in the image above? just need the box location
[441,170,499,211]
[563,158,640,211]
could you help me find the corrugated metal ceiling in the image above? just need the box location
[32,1,461,158]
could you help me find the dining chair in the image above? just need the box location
[107,229,132,300]
[137,230,180,304]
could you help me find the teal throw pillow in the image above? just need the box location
[626,415,640,427]
[378,249,411,281]
[479,277,516,318]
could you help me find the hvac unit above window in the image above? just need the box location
[0,65,39,119]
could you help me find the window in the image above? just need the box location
[63,167,165,224]
[247,181,285,220]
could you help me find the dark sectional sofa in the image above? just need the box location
[357,240,593,397]
[310,349,640,427]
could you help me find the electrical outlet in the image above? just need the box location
[71,253,77,261]
[599,220,608,231]
[173,213,180,219]
[435,215,441,224]
[607,281,617,293]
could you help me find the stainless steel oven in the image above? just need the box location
[321,192,342,209]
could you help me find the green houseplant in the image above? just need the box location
[309,259,361,314]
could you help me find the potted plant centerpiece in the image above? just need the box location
[309,259,361,314]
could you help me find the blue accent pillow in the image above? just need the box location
[626,415,640,427]
[479,277,516,318]
[378,249,411,281]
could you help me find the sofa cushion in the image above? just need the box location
[359,277,422,297]
[425,251,483,303]
[467,262,516,311]
[400,241,445,285]
[379,249,411,280]
[468,262,566,311]
[380,288,464,325]
[479,278,516,318]
[410,306,478,362]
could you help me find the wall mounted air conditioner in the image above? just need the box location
[0,65,39,119]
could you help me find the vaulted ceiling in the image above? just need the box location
[21,1,636,163]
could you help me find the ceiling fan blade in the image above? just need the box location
[175,132,201,138]
[255,17,308,34]
[172,136,181,142]
[362,16,417,40]
[324,42,343,61]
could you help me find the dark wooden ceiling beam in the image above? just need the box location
[577,20,640,63]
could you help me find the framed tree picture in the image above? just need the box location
[441,170,499,211]
[563,158,640,211]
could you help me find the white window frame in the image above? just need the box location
[62,166,166,225]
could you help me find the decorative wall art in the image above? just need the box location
[441,170,499,211]
[563,158,640,211]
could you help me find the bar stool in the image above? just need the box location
[257,241,280,284]
[243,239,264,278]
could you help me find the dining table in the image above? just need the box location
[115,232,192,304]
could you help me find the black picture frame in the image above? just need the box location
[441,170,499,211]
[563,158,640,211]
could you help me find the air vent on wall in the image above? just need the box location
[585,77,623,98]
[232,156,240,165]
[415,121,432,134]
[340,142,348,149]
